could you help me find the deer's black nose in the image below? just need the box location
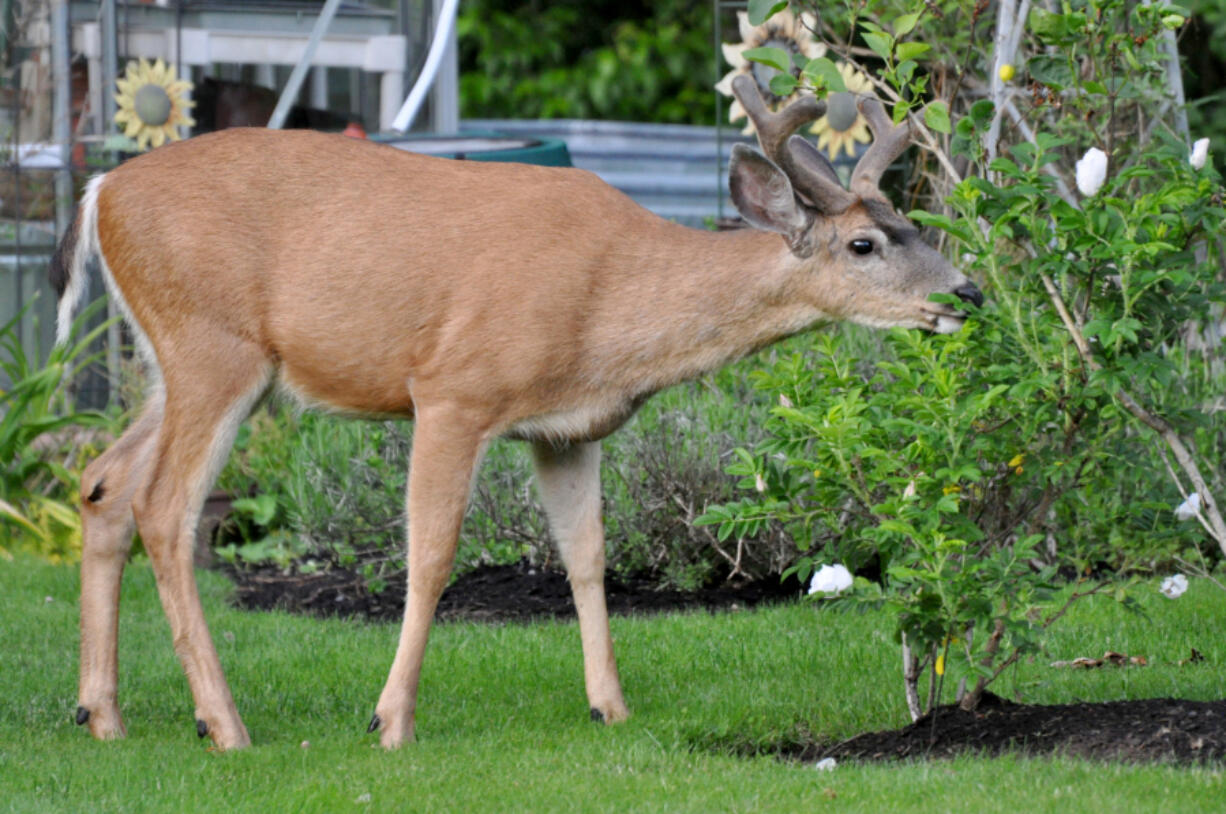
[954,283,984,309]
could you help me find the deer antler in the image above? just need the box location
[730,74,856,214]
[848,97,911,197]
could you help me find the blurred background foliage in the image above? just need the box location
[1185,3,1226,157]
[458,0,1226,135]
[458,0,725,122]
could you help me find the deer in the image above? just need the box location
[51,74,982,751]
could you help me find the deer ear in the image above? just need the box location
[729,144,812,251]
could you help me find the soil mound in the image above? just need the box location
[791,693,1226,765]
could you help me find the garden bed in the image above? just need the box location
[224,561,1226,767]
[225,559,804,623]
[790,693,1226,766]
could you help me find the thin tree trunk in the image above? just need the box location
[901,634,923,722]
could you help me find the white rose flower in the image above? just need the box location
[1190,138,1209,170]
[1075,147,1108,196]
[808,563,853,596]
[1174,492,1201,521]
[1160,574,1188,599]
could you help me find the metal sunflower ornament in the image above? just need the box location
[716,10,874,162]
[809,62,873,160]
[715,9,825,135]
[113,59,195,151]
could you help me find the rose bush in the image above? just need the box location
[702,0,1225,717]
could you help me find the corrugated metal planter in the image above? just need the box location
[464,118,866,227]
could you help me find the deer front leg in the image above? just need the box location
[373,409,488,748]
[531,440,628,725]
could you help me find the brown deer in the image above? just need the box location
[52,75,981,750]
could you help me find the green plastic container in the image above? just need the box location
[372,131,572,167]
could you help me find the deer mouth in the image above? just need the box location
[920,305,968,334]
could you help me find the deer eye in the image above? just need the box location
[850,239,874,255]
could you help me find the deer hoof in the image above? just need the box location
[80,703,126,740]
[589,699,630,725]
[196,719,209,738]
[366,713,381,734]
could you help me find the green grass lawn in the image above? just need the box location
[1,557,1224,813]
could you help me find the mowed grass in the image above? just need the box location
[1,557,1224,813]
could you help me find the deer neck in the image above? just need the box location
[598,223,824,395]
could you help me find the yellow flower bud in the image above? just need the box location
[999,63,1016,82]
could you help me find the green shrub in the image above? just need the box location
[0,298,114,562]
[701,0,1225,716]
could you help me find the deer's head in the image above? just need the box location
[728,75,981,334]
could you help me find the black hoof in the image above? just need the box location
[590,708,604,723]
[366,714,381,734]
[196,719,208,738]
[75,706,90,726]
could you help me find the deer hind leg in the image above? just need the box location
[531,440,628,725]
[129,341,271,750]
[373,406,488,748]
[77,392,164,740]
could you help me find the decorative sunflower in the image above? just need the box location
[715,9,825,135]
[113,59,195,151]
[809,62,873,161]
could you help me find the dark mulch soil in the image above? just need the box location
[223,562,1225,766]
[225,559,804,623]
[788,692,1226,766]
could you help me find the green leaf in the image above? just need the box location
[769,73,798,97]
[0,497,44,540]
[1028,9,1087,46]
[969,99,995,127]
[233,494,279,527]
[862,31,894,61]
[742,46,792,74]
[801,56,846,93]
[893,12,921,36]
[748,0,789,26]
[988,157,1023,177]
[896,41,931,62]
[1026,55,1074,90]
[878,519,918,538]
[924,101,951,134]
[1112,317,1142,345]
